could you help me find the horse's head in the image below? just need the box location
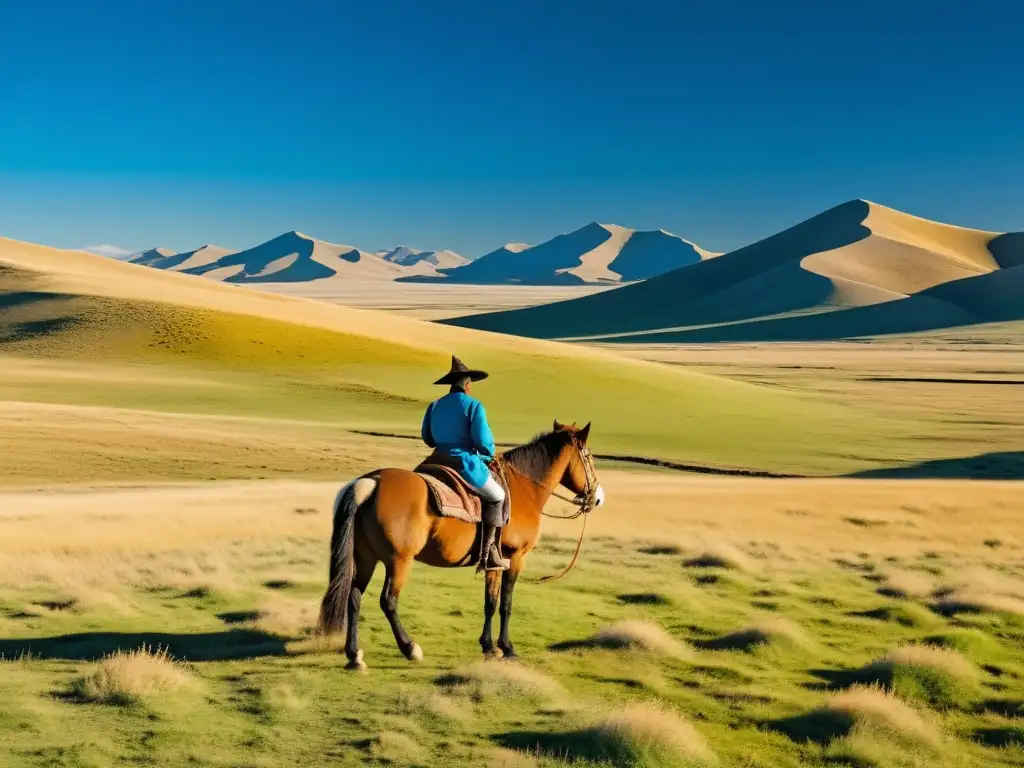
[552,420,605,511]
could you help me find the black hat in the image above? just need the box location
[433,355,489,386]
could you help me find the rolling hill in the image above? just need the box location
[445,200,1024,341]
[0,234,903,475]
[403,223,717,285]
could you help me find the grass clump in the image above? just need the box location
[684,543,752,572]
[368,730,421,765]
[859,602,942,629]
[774,685,940,749]
[852,645,979,710]
[922,628,1003,665]
[69,646,190,706]
[589,704,718,767]
[509,703,717,767]
[696,618,808,654]
[553,620,690,660]
[435,661,563,706]
[875,570,934,599]
[930,591,1024,618]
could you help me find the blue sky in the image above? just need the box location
[0,0,1021,257]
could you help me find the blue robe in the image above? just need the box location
[420,391,495,488]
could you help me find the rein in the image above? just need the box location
[499,435,598,583]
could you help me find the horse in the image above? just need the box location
[317,420,605,670]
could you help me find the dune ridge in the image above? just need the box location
[403,222,717,285]
[446,200,1024,342]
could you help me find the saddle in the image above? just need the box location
[415,457,510,526]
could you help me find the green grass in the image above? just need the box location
[0,278,982,477]
[1,536,1021,767]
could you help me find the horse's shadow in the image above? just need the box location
[0,629,287,662]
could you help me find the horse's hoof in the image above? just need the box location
[407,643,424,662]
[499,649,519,661]
[345,649,367,672]
[482,649,500,660]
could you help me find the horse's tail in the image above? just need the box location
[318,476,376,636]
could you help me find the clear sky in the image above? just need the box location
[0,0,1021,258]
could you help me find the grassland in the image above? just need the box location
[2,239,1023,766]
[1,476,1022,767]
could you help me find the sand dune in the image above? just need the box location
[446,200,1024,341]
[131,244,236,273]
[130,247,176,266]
[177,231,427,284]
[404,223,715,285]
[377,246,468,270]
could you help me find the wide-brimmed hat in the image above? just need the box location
[434,355,489,386]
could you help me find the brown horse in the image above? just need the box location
[317,420,604,670]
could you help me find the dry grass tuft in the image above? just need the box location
[930,590,1024,618]
[368,730,420,764]
[684,542,753,572]
[570,620,691,659]
[775,686,940,750]
[875,570,934,599]
[70,646,191,706]
[590,703,718,767]
[825,687,940,747]
[855,645,979,710]
[436,661,564,706]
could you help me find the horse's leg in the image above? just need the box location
[344,547,377,671]
[497,555,524,659]
[380,555,422,661]
[479,570,501,658]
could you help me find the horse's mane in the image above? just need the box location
[500,430,572,484]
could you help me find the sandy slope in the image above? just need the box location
[446,200,1024,341]
[0,235,629,359]
[405,223,716,285]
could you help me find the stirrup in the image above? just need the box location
[484,544,510,571]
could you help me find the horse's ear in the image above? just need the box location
[578,422,591,444]
[554,419,565,431]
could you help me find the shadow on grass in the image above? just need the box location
[495,729,625,764]
[617,592,671,606]
[847,451,1024,480]
[0,629,286,661]
[975,725,1024,748]
[694,628,772,652]
[768,708,855,745]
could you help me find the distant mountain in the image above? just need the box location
[131,245,235,272]
[377,246,468,269]
[130,247,177,266]
[402,223,717,285]
[174,231,423,284]
[444,200,1024,342]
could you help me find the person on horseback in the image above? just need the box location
[420,356,510,571]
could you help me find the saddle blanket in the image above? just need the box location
[417,464,510,525]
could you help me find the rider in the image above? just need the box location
[421,356,510,571]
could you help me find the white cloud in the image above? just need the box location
[80,244,136,259]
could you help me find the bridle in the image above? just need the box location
[538,434,599,582]
[492,430,600,582]
[546,436,599,520]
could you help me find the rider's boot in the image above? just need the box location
[481,511,510,571]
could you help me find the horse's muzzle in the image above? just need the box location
[593,485,606,508]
